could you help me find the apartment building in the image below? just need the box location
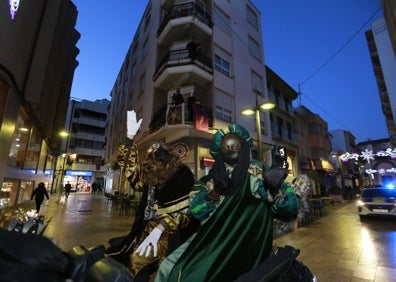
[0,1,79,207]
[366,17,396,146]
[294,105,334,195]
[53,99,109,194]
[105,0,282,192]
[266,66,299,176]
[329,129,360,189]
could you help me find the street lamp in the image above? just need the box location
[241,91,275,159]
[56,130,70,194]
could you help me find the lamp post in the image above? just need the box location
[241,91,275,159]
[58,130,70,193]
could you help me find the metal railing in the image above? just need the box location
[157,2,213,37]
[149,103,213,132]
[153,48,213,80]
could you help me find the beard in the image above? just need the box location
[223,151,239,165]
[141,156,180,187]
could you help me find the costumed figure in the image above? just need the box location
[105,110,199,282]
[155,124,300,282]
[290,174,313,227]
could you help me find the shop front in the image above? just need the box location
[63,170,93,193]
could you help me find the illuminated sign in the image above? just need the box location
[65,170,93,176]
[9,0,20,20]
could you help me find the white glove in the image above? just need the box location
[127,110,143,140]
[135,227,163,257]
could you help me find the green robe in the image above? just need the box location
[166,174,279,282]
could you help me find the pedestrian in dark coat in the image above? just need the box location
[31,182,49,213]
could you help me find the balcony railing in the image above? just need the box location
[149,103,213,133]
[153,48,213,80]
[157,2,213,37]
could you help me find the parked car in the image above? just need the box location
[356,185,396,220]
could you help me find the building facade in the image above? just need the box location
[266,66,299,176]
[53,99,109,194]
[329,129,360,190]
[366,17,396,146]
[105,0,280,193]
[294,105,334,195]
[0,0,79,207]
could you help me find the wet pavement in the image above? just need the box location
[42,193,133,252]
[40,193,396,281]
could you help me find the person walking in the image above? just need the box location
[31,182,49,213]
[64,181,72,199]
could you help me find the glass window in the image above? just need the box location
[213,6,231,35]
[215,89,233,122]
[142,37,149,58]
[8,110,32,169]
[215,54,230,76]
[251,70,264,95]
[247,5,258,30]
[215,106,232,122]
[248,36,261,61]
[139,72,145,97]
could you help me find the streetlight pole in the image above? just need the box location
[254,94,263,158]
[241,90,275,160]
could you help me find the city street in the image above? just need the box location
[41,193,396,281]
[274,201,396,281]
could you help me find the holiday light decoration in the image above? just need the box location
[9,0,20,20]
[337,148,396,178]
[340,148,396,163]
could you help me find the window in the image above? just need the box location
[248,36,261,61]
[251,70,264,95]
[215,89,233,122]
[254,116,267,136]
[215,46,231,76]
[247,5,258,30]
[139,72,145,97]
[131,61,136,78]
[142,37,149,58]
[144,7,151,32]
[215,106,232,122]
[213,6,231,35]
[215,54,230,76]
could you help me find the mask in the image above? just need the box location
[221,134,242,165]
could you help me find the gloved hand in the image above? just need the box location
[135,227,163,257]
[264,146,288,196]
[127,110,143,140]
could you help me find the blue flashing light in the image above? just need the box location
[385,183,395,189]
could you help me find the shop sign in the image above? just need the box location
[65,170,93,176]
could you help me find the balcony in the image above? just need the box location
[153,49,213,89]
[157,2,213,45]
[149,102,213,133]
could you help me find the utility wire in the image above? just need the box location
[215,4,381,140]
[299,91,366,141]
[299,7,381,86]
[297,7,382,141]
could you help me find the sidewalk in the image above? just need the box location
[40,193,354,251]
[42,193,133,251]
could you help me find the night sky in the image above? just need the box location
[71,0,387,143]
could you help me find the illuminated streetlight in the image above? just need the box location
[241,91,275,159]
